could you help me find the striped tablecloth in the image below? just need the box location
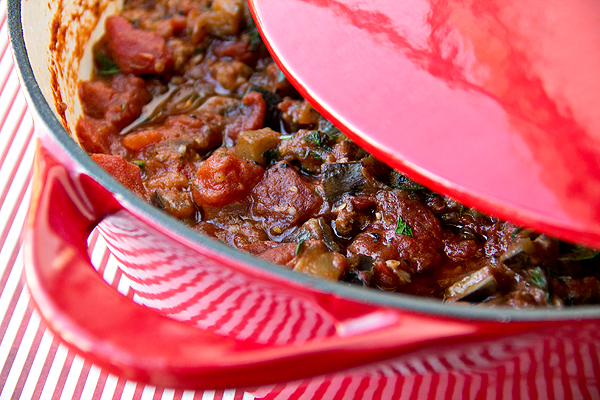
[0,2,254,398]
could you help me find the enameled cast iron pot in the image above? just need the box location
[8,0,600,396]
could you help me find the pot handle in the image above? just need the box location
[24,144,535,390]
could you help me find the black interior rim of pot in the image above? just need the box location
[8,0,600,323]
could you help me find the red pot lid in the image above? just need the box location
[248,0,600,248]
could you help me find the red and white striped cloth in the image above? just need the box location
[0,1,254,398]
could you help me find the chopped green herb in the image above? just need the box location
[298,165,316,176]
[511,227,524,240]
[529,267,548,289]
[320,121,342,139]
[311,152,324,162]
[131,159,146,169]
[95,52,120,76]
[262,148,281,166]
[301,131,332,151]
[295,240,305,256]
[121,103,127,111]
[248,27,262,52]
[279,134,294,140]
[277,70,287,83]
[559,245,600,262]
[395,215,413,237]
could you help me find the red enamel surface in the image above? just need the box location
[248,0,600,248]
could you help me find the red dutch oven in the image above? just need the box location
[8,0,600,397]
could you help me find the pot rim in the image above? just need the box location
[8,0,600,323]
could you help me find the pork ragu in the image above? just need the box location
[75,0,600,308]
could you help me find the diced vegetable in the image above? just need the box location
[292,218,341,252]
[321,162,365,203]
[500,237,536,269]
[150,189,196,219]
[445,266,498,303]
[235,127,281,165]
[293,240,347,280]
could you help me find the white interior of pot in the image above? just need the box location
[20,0,122,136]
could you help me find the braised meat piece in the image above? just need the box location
[104,16,174,75]
[250,161,323,236]
[193,149,263,206]
[91,153,146,199]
